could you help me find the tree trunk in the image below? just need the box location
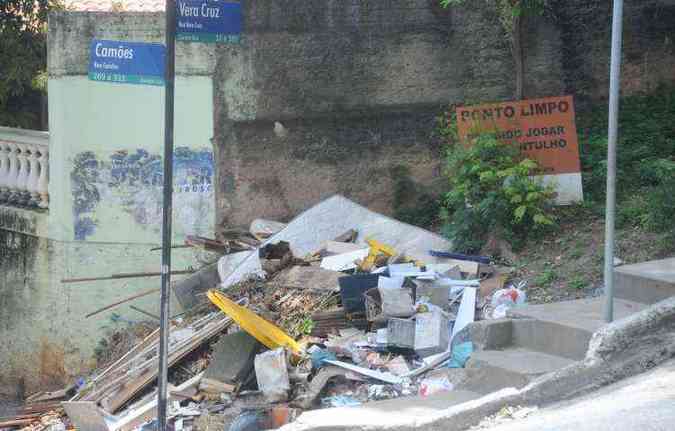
[512,13,524,100]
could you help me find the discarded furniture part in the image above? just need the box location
[429,251,491,265]
[250,219,287,240]
[415,312,450,358]
[217,195,452,290]
[320,248,370,271]
[73,312,232,414]
[273,266,343,292]
[452,287,477,342]
[338,274,379,327]
[205,331,261,385]
[255,349,291,403]
[172,262,220,311]
[207,290,302,354]
[387,318,415,350]
[322,360,402,385]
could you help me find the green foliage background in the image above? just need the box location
[0,0,53,129]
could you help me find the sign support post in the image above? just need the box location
[158,0,177,429]
[603,0,624,323]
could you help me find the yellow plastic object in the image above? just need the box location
[358,238,396,271]
[207,290,302,354]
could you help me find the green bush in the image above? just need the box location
[580,86,675,203]
[580,86,675,238]
[440,121,556,253]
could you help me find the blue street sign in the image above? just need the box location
[88,40,166,86]
[176,0,242,43]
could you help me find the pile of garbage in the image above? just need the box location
[0,196,527,431]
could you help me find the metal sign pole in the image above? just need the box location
[158,0,176,429]
[604,0,624,323]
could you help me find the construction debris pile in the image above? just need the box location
[1,196,526,431]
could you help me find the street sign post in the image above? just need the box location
[176,0,242,43]
[158,1,177,430]
[88,39,166,86]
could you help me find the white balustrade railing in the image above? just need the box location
[0,127,49,209]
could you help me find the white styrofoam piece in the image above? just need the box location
[319,248,370,271]
[452,286,477,341]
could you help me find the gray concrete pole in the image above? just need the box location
[604,0,624,323]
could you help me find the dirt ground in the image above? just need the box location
[508,207,673,305]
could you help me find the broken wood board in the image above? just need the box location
[73,312,230,414]
[273,266,343,292]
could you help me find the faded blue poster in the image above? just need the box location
[71,147,214,241]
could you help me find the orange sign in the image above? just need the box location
[456,96,581,175]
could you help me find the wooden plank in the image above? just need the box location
[0,418,35,428]
[101,317,231,413]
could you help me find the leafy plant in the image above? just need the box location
[440,122,556,253]
[535,266,558,287]
[568,276,587,290]
[579,86,675,238]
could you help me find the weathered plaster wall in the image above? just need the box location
[0,205,209,392]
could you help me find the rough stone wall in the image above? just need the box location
[213,0,511,227]
[214,0,675,227]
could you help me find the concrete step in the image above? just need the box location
[615,258,675,304]
[468,348,576,376]
[508,297,647,335]
[293,390,482,428]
